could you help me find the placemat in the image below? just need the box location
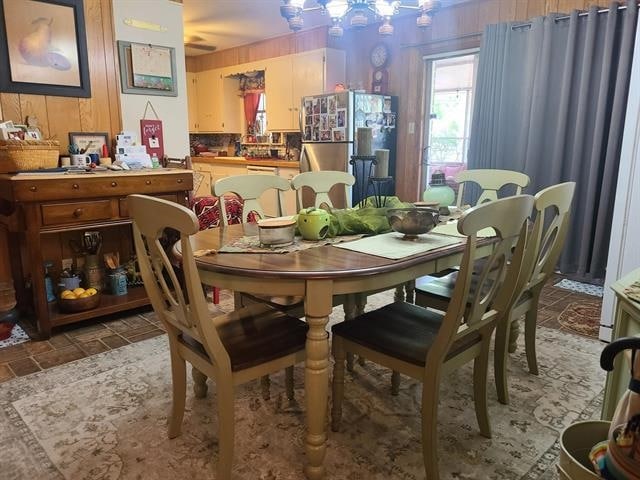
[431,221,496,238]
[333,232,462,259]
[219,234,364,254]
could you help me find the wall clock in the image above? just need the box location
[370,43,390,69]
[371,68,389,94]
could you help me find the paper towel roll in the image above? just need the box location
[356,127,373,156]
[375,149,389,177]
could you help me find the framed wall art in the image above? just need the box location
[117,41,177,97]
[0,0,91,97]
[68,132,108,155]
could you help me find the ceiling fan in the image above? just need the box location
[184,34,217,53]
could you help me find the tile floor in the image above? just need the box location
[0,281,601,384]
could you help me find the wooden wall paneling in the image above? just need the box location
[0,93,22,124]
[19,95,50,138]
[499,0,518,21]
[79,0,114,135]
[185,56,198,72]
[545,0,561,14]
[46,97,81,151]
[478,0,502,28]
[99,0,122,138]
[0,99,3,121]
[526,0,547,18]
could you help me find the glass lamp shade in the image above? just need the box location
[422,172,455,206]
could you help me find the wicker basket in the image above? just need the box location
[0,140,60,173]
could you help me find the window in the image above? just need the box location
[255,93,267,137]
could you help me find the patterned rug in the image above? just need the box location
[0,292,606,480]
[0,324,30,349]
[558,301,602,339]
[553,279,604,297]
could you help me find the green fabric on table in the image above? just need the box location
[326,196,414,237]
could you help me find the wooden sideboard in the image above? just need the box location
[602,268,640,419]
[0,169,193,338]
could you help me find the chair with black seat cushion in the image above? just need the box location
[455,169,530,207]
[128,194,308,480]
[416,182,576,405]
[331,194,534,480]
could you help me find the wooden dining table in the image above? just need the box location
[183,222,493,479]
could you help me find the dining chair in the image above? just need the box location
[290,170,355,210]
[213,174,291,225]
[415,182,576,405]
[128,194,308,479]
[455,169,530,207]
[331,194,534,480]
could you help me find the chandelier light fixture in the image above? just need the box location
[280,0,440,37]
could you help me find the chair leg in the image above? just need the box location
[473,334,492,438]
[168,346,186,439]
[213,286,220,304]
[343,296,356,372]
[524,302,539,375]
[260,375,271,401]
[391,370,400,396]
[494,314,511,405]
[216,382,235,480]
[192,366,208,398]
[331,338,346,432]
[355,294,366,367]
[508,316,520,354]
[421,375,441,480]
[285,366,295,400]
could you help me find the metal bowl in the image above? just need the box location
[258,218,296,246]
[386,207,440,239]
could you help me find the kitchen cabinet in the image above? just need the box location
[187,72,199,132]
[265,48,346,131]
[194,70,242,133]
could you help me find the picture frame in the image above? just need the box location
[271,132,282,145]
[68,132,108,155]
[0,0,91,98]
[117,41,177,97]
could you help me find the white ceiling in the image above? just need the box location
[182,0,472,57]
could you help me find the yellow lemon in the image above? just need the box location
[86,288,97,296]
[63,292,77,300]
[73,288,85,296]
[60,289,73,298]
[79,292,92,298]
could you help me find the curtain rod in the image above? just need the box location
[400,32,481,49]
[511,4,631,30]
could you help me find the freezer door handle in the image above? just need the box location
[299,144,310,172]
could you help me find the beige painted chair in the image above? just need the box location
[128,194,308,479]
[455,169,530,207]
[290,170,355,210]
[331,195,534,480]
[416,182,576,405]
[213,174,291,225]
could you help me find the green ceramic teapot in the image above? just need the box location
[297,207,330,240]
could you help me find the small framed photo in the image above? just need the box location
[1,127,25,140]
[26,127,41,140]
[68,132,109,154]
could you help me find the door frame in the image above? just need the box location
[420,48,480,194]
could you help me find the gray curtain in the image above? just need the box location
[468,1,637,281]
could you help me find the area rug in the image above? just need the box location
[0,293,606,480]
[553,279,604,297]
[558,301,602,338]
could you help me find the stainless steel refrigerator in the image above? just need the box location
[299,91,398,208]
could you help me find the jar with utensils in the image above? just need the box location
[82,231,104,291]
[104,252,127,296]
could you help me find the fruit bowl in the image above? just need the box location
[387,207,440,239]
[58,291,101,313]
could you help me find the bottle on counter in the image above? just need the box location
[151,153,160,168]
[44,262,56,303]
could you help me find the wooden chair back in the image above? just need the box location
[430,195,534,370]
[290,171,355,210]
[213,174,291,225]
[521,182,576,292]
[455,169,530,207]
[129,194,231,372]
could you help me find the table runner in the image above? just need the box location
[431,221,496,238]
[218,234,364,254]
[334,232,462,259]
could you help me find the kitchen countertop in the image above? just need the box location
[192,156,300,169]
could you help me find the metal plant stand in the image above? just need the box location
[349,155,376,207]
[368,177,395,207]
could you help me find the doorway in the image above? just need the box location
[421,51,479,195]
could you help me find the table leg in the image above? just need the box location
[304,279,332,480]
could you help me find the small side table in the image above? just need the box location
[368,177,395,207]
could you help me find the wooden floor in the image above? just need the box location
[0,281,602,385]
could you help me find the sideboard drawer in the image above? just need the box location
[119,194,178,218]
[41,200,113,226]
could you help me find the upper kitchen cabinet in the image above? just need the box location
[186,72,199,132]
[193,69,242,133]
[265,48,345,131]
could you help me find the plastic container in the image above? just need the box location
[558,420,610,479]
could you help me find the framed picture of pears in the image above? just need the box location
[0,0,91,97]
